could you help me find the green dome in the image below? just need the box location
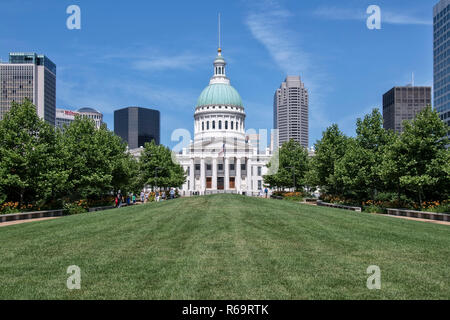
[196,83,243,108]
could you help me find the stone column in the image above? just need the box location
[200,158,206,195]
[236,157,241,193]
[247,158,252,194]
[212,157,218,191]
[224,157,230,191]
[190,158,195,195]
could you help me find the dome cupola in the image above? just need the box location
[196,48,243,108]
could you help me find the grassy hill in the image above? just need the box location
[0,194,449,300]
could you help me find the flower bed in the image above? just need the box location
[1,197,115,215]
[271,192,305,202]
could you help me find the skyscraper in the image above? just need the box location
[114,107,160,149]
[0,52,56,125]
[273,76,309,148]
[434,0,450,141]
[383,86,432,133]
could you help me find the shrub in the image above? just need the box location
[416,200,449,213]
[363,205,385,214]
[63,201,88,215]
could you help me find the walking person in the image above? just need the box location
[156,190,160,202]
[162,191,166,201]
[170,188,175,200]
[117,190,122,208]
[264,187,269,199]
[140,191,145,203]
[132,194,136,204]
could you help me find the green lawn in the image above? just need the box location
[0,194,449,300]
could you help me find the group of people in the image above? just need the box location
[114,191,138,208]
[114,188,177,208]
[154,188,176,202]
[258,188,270,198]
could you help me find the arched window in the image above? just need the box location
[219,120,222,130]
[207,121,210,130]
[202,122,204,131]
[231,121,234,130]
[212,121,215,129]
[225,121,228,130]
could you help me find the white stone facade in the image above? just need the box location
[176,49,272,196]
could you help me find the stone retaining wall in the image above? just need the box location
[386,208,450,222]
[317,201,362,212]
[1,205,115,224]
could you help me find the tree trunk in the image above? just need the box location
[418,189,422,209]
[20,190,24,208]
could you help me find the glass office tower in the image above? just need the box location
[114,107,160,149]
[434,0,450,143]
[273,76,309,148]
[0,52,56,125]
[383,86,432,133]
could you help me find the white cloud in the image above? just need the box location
[313,6,432,26]
[245,1,332,138]
[246,9,310,76]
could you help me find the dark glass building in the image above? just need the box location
[434,0,450,145]
[114,107,160,149]
[383,86,432,133]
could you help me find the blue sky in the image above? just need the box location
[0,0,436,148]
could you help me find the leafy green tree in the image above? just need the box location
[381,106,450,205]
[264,139,309,191]
[97,125,139,195]
[62,116,136,200]
[333,109,393,203]
[0,99,68,206]
[138,141,186,190]
[309,124,349,195]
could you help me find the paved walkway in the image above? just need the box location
[301,201,449,226]
[373,213,450,226]
[0,217,60,228]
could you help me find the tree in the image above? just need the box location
[62,117,136,200]
[333,109,393,203]
[309,124,349,196]
[0,99,67,206]
[264,139,309,191]
[381,106,450,205]
[138,141,186,191]
[97,124,139,195]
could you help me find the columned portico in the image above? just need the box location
[212,158,218,190]
[175,45,271,196]
[189,158,195,193]
[236,157,241,192]
[224,158,230,190]
[247,158,252,193]
[200,158,206,194]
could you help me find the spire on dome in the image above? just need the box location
[218,13,222,56]
[209,14,229,85]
